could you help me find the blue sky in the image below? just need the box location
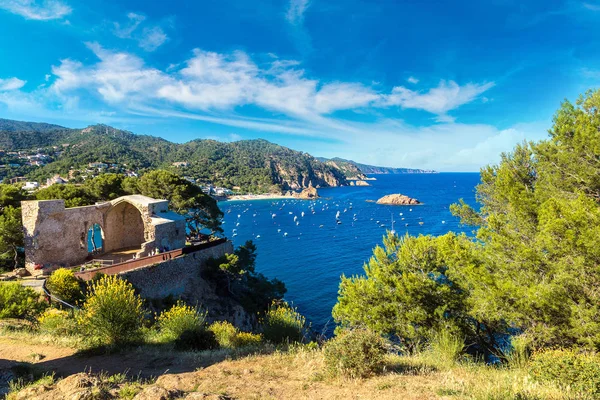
[0,0,599,171]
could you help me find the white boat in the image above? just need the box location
[284,232,288,237]
[390,213,396,235]
[294,216,298,222]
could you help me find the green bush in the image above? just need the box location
[78,275,145,346]
[46,268,83,306]
[0,283,47,320]
[428,330,464,368]
[528,349,600,396]
[208,321,262,349]
[262,301,305,344]
[158,302,206,341]
[323,328,387,379]
[37,308,78,336]
[208,320,237,348]
[505,335,531,369]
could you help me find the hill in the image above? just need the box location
[318,157,435,174]
[0,120,349,193]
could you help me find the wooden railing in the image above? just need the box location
[75,238,228,281]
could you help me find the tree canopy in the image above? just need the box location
[334,89,600,356]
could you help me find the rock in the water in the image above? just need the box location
[376,194,421,205]
[354,180,370,186]
[292,186,319,199]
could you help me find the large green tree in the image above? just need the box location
[334,89,600,355]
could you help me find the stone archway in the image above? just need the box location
[103,200,146,253]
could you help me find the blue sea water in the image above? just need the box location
[219,173,481,334]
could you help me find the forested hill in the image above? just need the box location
[318,157,435,174]
[0,119,355,193]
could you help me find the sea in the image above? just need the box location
[219,173,481,335]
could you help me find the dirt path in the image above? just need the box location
[0,338,196,378]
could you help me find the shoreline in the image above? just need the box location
[217,193,300,202]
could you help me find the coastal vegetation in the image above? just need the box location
[3,91,600,398]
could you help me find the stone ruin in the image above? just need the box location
[21,195,186,276]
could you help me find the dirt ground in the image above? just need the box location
[0,337,194,378]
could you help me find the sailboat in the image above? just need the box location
[336,210,342,224]
[390,213,396,235]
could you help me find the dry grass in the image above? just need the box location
[1,327,572,400]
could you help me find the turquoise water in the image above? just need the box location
[221,173,480,334]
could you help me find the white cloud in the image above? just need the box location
[138,26,167,51]
[407,76,419,84]
[583,2,600,11]
[112,12,168,52]
[286,0,310,25]
[0,45,515,171]
[0,77,26,91]
[384,80,495,118]
[113,12,146,38]
[0,0,71,20]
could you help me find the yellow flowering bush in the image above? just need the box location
[261,301,306,344]
[38,308,77,336]
[158,302,206,341]
[46,268,83,306]
[78,275,145,346]
[208,320,262,349]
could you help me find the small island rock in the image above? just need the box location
[376,194,421,205]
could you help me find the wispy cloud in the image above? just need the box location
[112,12,168,52]
[0,45,504,170]
[407,76,419,84]
[286,0,310,25]
[49,45,490,122]
[138,26,167,52]
[0,77,26,91]
[383,80,495,120]
[113,12,146,38]
[583,2,600,11]
[0,0,71,20]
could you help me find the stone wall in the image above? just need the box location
[118,241,254,329]
[22,195,187,276]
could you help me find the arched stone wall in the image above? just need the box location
[103,201,146,252]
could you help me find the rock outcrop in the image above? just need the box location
[376,194,421,205]
[291,186,319,199]
[349,180,370,187]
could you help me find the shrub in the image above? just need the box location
[0,283,47,320]
[234,331,263,348]
[505,334,531,369]
[323,328,387,379]
[174,329,219,351]
[528,349,600,396]
[78,275,145,346]
[208,321,263,349]
[428,330,464,368]
[208,320,237,348]
[262,301,306,344]
[158,302,206,341]
[37,308,78,336]
[46,268,83,306]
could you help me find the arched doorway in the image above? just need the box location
[103,201,146,252]
[87,223,104,254]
